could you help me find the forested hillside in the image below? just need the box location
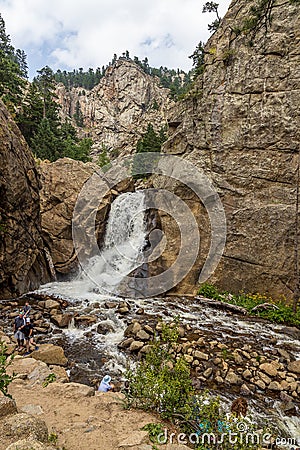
[54,51,192,100]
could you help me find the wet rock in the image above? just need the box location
[124,322,141,337]
[51,313,73,328]
[258,372,272,385]
[287,360,300,374]
[31,344,68,366]
[118,307,130,314]
[96,323,115,335]
[136,308,145,315]
[44,299,60,310]
[143,325,154,335]
[3,413,48,441]
[277,349,291,361]
[104,301,118,309]
[0,397,17,417]
[74,315,97,325]
[118,338,134,349]
[215,376,224,384]
[242,369,252,380]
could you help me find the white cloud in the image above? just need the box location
[0,0,232,77]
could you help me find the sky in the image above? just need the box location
[0,0,231,79]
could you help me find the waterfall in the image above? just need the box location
[80,190,147,296]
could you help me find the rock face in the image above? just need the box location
[155,0,300,298]
[56,59,173,157]
[0,101,51,299]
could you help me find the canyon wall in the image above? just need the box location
[0,101,51,298]
[155,0,300,298]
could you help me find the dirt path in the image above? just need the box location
[4,379,164,450]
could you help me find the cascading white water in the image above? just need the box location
[80,190,147,296]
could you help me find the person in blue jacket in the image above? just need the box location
[98,375,115,392]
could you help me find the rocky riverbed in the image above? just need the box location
[1,292,300,446]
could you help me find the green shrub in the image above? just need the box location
[198,284,300,328]
[0,341,15,398]
[42,373,57,388]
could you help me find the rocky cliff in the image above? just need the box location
[0,101,51,299]
[56,59,173,157]
[155,0,300,298]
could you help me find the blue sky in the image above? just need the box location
[1,0,231,78]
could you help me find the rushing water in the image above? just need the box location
[35,191,300,446]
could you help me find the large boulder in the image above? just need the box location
[3,413,48,442]
[30,344,68,366]
[0,100,51,298]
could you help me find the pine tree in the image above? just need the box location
[73,100,84,127]
[31,118,60,161]
[0,14,27,110]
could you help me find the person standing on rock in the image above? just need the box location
[23,301,31,318]
[23,317,39,355]
[13,311,25,351]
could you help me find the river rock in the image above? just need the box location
[287,360,300,374]
[51,313,73,328]
[44,299,60,310]
[259,362,278,377]
[136,330,150,341]
[124,322,141,337]
[118,338,134,349]
[75,315,97,325]
[193,351,209,361]
[97,322,115,334]
[31,344,68,366]
[0,397,17,417]
[225,371,242,385]
[3,413,48,442]
[268,381,282,391]
[129,341,144,352]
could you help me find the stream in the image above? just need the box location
[12,191,300,446]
